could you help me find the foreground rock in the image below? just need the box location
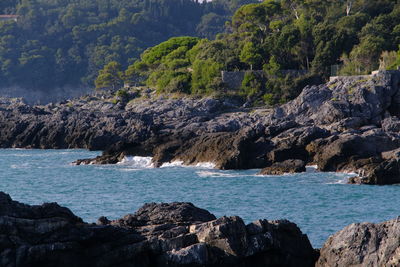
[2,71,400,184]
[317,217,400,266]
[0,192,317,267]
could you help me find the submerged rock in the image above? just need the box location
[0,192,317,267]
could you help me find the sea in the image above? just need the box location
[1,148,399,248]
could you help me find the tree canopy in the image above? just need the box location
[0,0,256,90]
[115,0,400,105]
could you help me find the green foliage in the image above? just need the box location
[240,42,262,70]
[264,56,281,76]
[142,37,200,65]
[241,72,264,99]
[98,0,400,105]
[0,0,256,90]
[191,59,223,94]
[264,74,320,106]
[381,45,400,70]
[95,61,123,90]
[115,89,128,99]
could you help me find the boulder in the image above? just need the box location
[259,159,306,175]
[0,192,317,267]
[348,159,400,185]
[317,217,400,266]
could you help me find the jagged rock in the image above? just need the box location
[110,202,216,227]
[382,147,400,160]
[0,192,317,267]
[348,159,400,185]
[309,131,399,172]
[267,126,329,163]
[3,71,400,184]
[317,217,400,266]
[382,116,400,132]
[259,159,306,175]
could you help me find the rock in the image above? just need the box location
[382,116,400,132]
[166,243,209,265]
[169,129,271,169]
[382,147,400,160]
[259,159,306,175]
[317,217,400,266]
[0,192,317,267]
[267,126,329,163]
[2,71,400,184]
[348,159,400,185]
[309,131,399,172]
[110,202,216,227]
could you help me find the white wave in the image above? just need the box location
[117,156,154,168]
[119,168,141,172]
[197,171,236,177]
[160,160,184,168]
[161,160,216,169]
[197,170,259,178]
[7,154,31,157]
[10,163,29,169]
[306,165,318,173]
[331,178,348,184]
[326,177,349,184]
[194,162,216,169]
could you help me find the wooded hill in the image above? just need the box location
[102,0,400,105]
[0,0,255,89]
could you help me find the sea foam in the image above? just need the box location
[161,160,216,169]
[117,156,154,168]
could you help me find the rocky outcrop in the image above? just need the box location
[259,159,306,175]
[317,217,400,266]
[0,192,317,267]
[2,71,400,184]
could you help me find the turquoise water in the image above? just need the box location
[1,149,399,248]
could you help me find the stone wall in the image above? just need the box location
[329,70,400,83]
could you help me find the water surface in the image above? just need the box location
[1,149,399,248]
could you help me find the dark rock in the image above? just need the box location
[111,202,216,227]
[0,193,317,267]
[382,116,400,132]
[317,217,400,266]
[3,71,400,184]
[309,131,399,172]
[259,159,306,175]
[267,126,329,163]
[348,159,400,185]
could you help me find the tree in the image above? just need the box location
[240,42,262,70]
[95,61,124,90]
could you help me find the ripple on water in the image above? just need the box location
[0,148,399,248]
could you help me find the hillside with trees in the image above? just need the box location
[109,0,400,106]
[0,0,256,90]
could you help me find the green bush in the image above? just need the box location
[241,72,264,99]
[191,59,223,94]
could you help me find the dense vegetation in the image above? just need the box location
[0,0,256,89]
[104,0,400,105]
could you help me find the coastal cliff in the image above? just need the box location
[1,71,400,184]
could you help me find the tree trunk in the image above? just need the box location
[346,0,353,16]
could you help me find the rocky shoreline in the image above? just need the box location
[1,192,399,266]
[1,70,400,184]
